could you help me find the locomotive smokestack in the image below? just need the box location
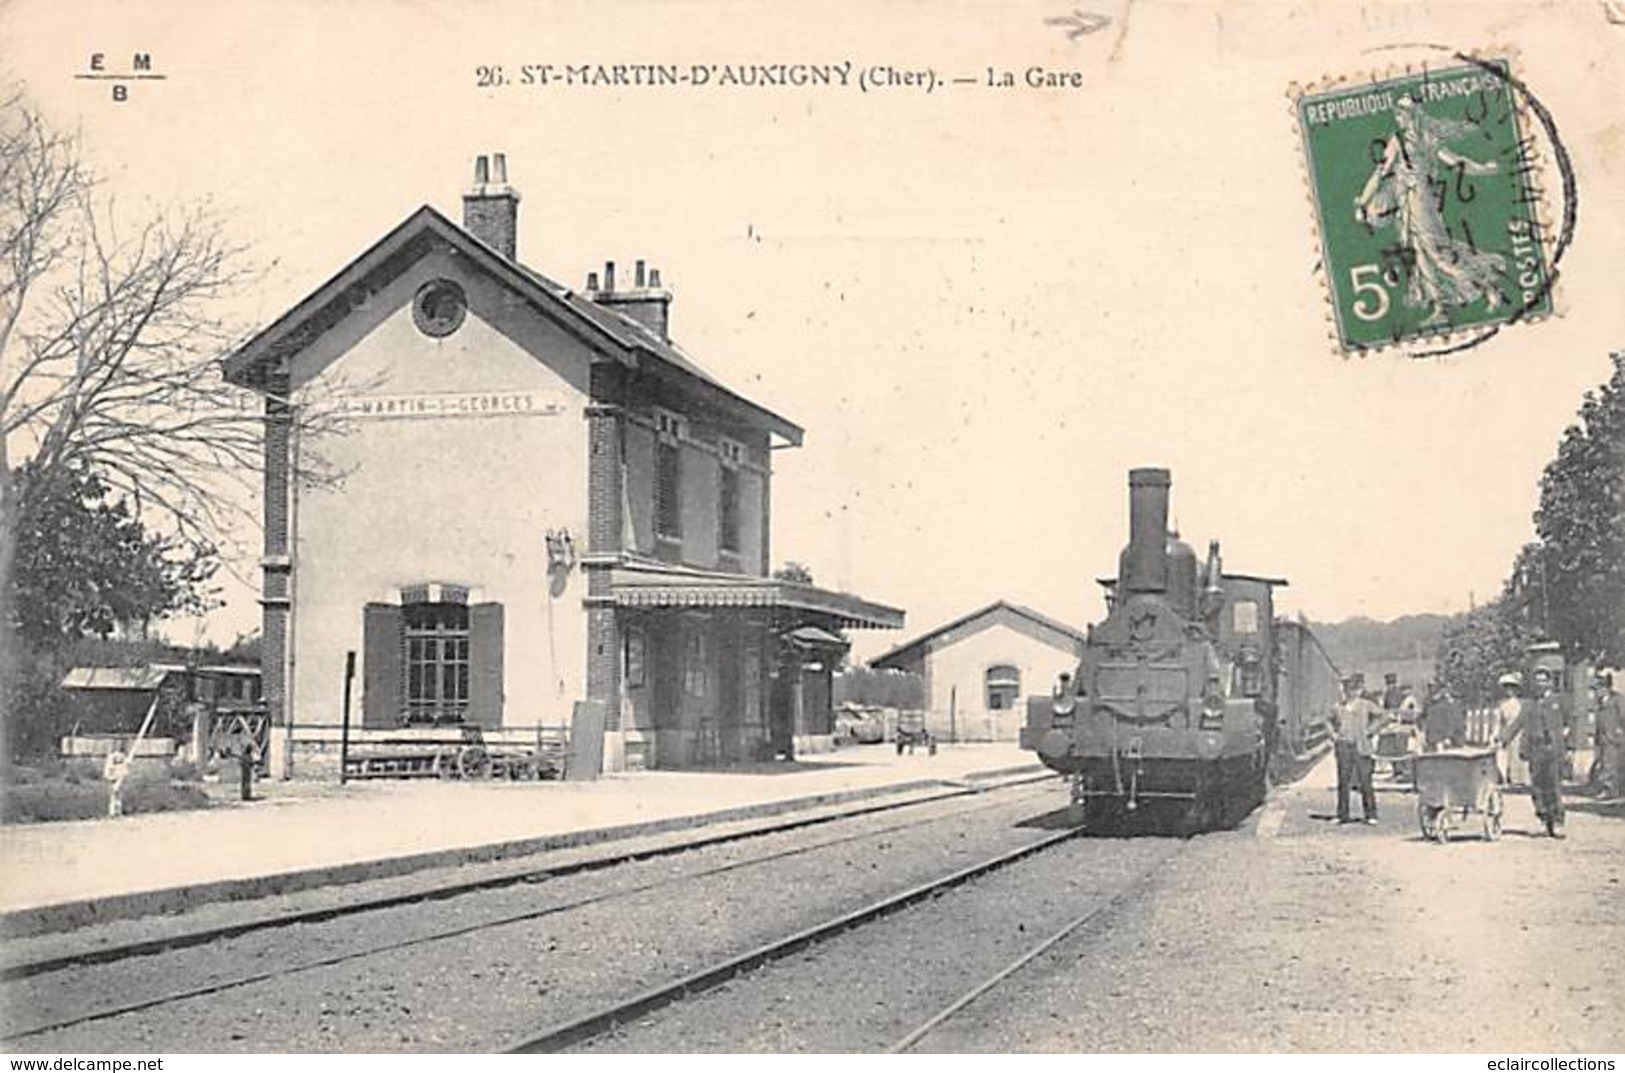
[1122,467,1171,593]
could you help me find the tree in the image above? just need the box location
[1527,352,1625,665]
[1434,597,1535,706]
[773,561,814,585]
[9,461,218,648]
[0,94,271,759]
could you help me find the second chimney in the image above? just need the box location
[462,152,521,261]
[587,257,673,340]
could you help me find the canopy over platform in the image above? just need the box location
[603,562,904,630]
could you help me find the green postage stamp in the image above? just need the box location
[1295,60,1553,353]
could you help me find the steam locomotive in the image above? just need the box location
[1021,468,1337,831]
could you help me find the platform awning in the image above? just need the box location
[605,563,904,630]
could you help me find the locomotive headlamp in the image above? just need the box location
[1200,690,1226,729]
[1051,675,1077,725]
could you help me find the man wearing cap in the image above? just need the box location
[1421,683,1465,751]
[1499,666,1570,837]
[1333,674,1383,824]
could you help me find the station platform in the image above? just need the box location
[0,743,1042,936]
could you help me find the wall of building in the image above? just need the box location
[619,390,773,577]
[618,610,772,769]
[286,249,593,739]
[921,622,1081,742]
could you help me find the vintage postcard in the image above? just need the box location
[0,0,1622,1060]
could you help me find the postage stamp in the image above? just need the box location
[1295,59,1554,354]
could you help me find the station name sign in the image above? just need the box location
[334,391,569,421]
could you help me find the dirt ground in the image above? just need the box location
[930,758,1625,1052]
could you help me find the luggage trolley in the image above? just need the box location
[1413,747,1503,843]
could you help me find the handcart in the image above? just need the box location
[1413,748,1503,844]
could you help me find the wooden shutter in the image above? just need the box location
[468,602,505,729]
[362,603,404,729]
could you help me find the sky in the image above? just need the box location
[3,0,1622,662]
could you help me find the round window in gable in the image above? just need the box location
[413,279,467,338]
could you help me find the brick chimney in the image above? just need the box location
[586,258,673,340]
[462,153,520,260]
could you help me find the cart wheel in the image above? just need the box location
[1417,803,1439,841]
[1431,808,1451,844]
[457,745,492,780]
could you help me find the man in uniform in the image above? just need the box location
[1592,672,1623,800]
[1421,683,1465,751]
[1499,665,1570,837]
[1334,674,1384,824]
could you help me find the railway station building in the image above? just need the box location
[870,602,1085,742]
[224,154,903,777]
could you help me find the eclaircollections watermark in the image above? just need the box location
[1294,57,1568,356]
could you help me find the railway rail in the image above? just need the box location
[506,826,1084,1053]
[1,773,1050,983]
[2,776,1059,1047]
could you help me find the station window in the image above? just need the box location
[986,664,1021,710]
[404,601,470,724]
[655,411,685,540]
[719,438,742,554]
[624,628,647,689]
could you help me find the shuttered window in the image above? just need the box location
[719,466,740,553]
[362,594,503,729]
[655,411,684,539]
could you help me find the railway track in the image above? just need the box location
[885,852,1168,1052]
[505,826,1085,1053]
[1,773,1051,982]
[549,826,1190,1053]
[2,776,1059,1047]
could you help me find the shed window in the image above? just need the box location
[404,602,470,724]
[1232,600,1260,636]
[986,664,1021,710]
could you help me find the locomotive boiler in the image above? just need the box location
[1021,468,1291,830]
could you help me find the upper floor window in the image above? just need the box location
[1232,599,1260,636]
[719,437,742,554]
[655,410,685,539]
[986,664,1021,710]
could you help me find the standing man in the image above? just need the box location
[1499,666,1570,838]
[1422,683,1465,751]
[1592,672,1623,800]
[1334,674,1383,824]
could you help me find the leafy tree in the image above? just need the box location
[0,94,314,762]
[1526,352,1625,665]
[773,561,814,585]
[8,461,218,648]
[1434,597,1535,706]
